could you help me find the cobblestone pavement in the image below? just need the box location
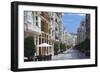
[52,48,89,60]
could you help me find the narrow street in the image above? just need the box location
[52,48,89,60]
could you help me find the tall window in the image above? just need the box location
[41,21,45,31]
[32,12,39,27]
[36,16,38,26]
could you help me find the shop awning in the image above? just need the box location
[37,43,52,47]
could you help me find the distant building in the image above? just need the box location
[77,20,86,44]
[85,14,90,39]
[64,32,77,47]
[70,33,77,46]
[77,14,90,44]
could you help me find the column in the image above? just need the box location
[34,35,36,56]
[37,35,39,56]
[41,33,42,55]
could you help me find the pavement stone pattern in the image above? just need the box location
[52,48,90,60]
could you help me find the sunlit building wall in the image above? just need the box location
[24,11,64,57]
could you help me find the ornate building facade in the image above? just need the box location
[24,11,64,60]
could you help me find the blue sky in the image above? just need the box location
[62,13,85,34]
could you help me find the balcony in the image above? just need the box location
[41,12,50,21]
[25,23,41,35]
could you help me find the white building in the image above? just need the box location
[64,32,77,47]
[48,12,64,53]
[53,13,64,43]
[24,11,54,57]
[24,11,42,56]
[24,11,41,35]
[24,11,64,58]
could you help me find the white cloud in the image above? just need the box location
[76,14,86,16]
[64,13,85,16]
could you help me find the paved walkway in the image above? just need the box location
[52,48,89,60]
